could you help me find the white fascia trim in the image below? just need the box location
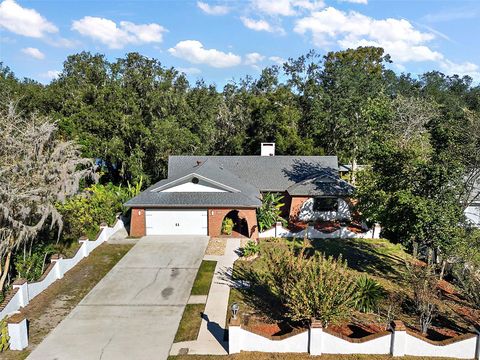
[150,173,240,193]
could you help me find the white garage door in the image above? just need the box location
[145,209,208,235]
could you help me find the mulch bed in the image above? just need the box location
[289,220,369,234]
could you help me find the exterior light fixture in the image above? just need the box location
[231,303,239,319]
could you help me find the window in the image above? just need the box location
[313,198,338,212]
[191,177,199,184]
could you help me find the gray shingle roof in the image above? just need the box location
[125,159,262,208]
[287,173,355,196]
[125,155,347,208]
[168,156,339,192]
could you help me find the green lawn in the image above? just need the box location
[191,260,217,295]
[174,304,206,343]
[231,237,479,336]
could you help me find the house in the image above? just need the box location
[125,143,354,238]
[465,177,480,227]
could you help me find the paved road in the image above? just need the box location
[28,235,209,360]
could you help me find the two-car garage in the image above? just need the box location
[145,209,208,236]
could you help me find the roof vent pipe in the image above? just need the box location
[261,143,275,156]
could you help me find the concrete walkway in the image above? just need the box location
[28,235,208,360]
[170,238,240,355]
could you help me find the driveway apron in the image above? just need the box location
[28,235,209,360]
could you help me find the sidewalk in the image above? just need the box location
[170,238,241,355]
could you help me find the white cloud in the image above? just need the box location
[292,0,325,10]
[241,17,284,34]
[72,16,166,49]
[46,37,78,48]
[294,7,442,63]
[251,0,324,16]
[197,1,230,15]
[269,56,286,65]
[39,70,60,79]
[439,60,480,78]
[168,40,241,68]
[178,67,202,75]
[21,47,44,59]
[245,52,265,65]
[0,0,57,38]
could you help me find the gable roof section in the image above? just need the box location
[125,159,262,208]
[168,156,339,192]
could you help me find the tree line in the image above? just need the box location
[1,46,479,292]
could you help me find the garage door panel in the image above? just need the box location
[145,209,208,235]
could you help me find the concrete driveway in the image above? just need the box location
[28,235,209,360]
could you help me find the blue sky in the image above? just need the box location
[1,0,479,87]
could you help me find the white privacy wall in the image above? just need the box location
[229,327,309,353]
[0,218,125,320]
[321,331,391,354]
[405,333,478,359]
[229,323,480,359]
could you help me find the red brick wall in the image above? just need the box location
[289,196,311,221]
[208,208,258,239]
[130,208,146,237]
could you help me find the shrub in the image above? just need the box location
[405,263,438,334]
[14,243,55,282]
[0,317,9,352]
[221,217,234,235]
[57,183,128,241]
[453,267,480,309]
[256,241,357,326]
[354,275,384,313]
[242,240,259,257]
[257,193,286,232]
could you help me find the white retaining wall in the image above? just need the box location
[321,330,391,355]
[259,222,381,239]
[229,322,480,359]
[229,327,309,353]
[0,218,125,320]
[404,332,478,359]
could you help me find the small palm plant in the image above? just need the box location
[256,193,286,232]
[354,275,384,313]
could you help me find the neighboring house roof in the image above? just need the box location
[168,156,339,192]
[287,173,355,197]
[125,159,262,208]
[338,164,368,172]
[470,178,480,205]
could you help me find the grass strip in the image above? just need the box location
[174,304,206,343]
[191,260,217,296]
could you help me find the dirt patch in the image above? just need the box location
[1,243,132,360]
[205,238,227,256]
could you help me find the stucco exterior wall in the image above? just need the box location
[130,208,146,237]
[208,208,258,238]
